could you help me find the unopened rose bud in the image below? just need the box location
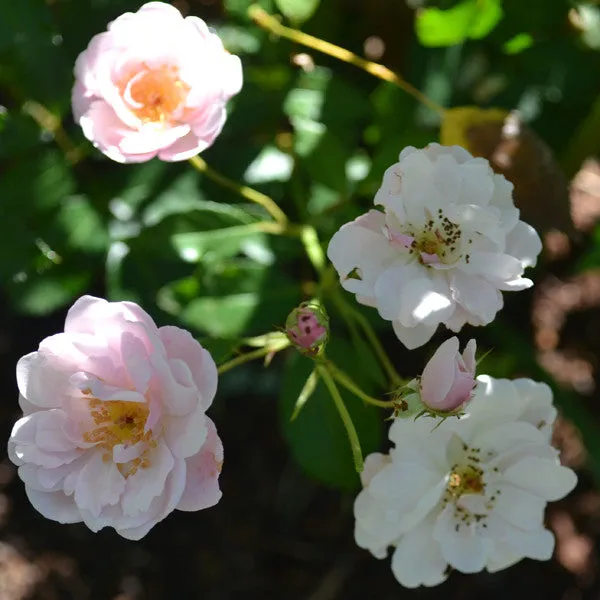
[420,337,477,414]
[285,302,329,356]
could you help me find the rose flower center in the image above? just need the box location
[413,210,463,266]
[120,64,189,123]
[446,464,485,499]
[83,398,155,477]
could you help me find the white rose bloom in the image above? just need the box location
[354,375,577,588]
[327,144,542,348]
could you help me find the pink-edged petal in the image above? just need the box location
[158,131,207,162]
[25,487,82,524]
[121,440,175,516]
[163,408,208,459]
[65,295,156,336]
[117,455,187,540]
[176,418,223,512]
[421,337,460,409]
[73,452,125,518]
[159,326,218,409]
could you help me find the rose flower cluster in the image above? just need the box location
[6,1,576,590]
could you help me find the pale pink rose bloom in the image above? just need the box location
[420,337,476,412]
[72,2,242,163]
[8,296,223,540]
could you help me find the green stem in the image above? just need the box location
[189,155,289,227]
[333,289,402,388]
[300,224,326,276]
[328,362,395,409]
[248,5,445,116]
[317,364,364,473]
[217,346,277,375]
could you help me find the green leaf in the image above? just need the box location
[244,146,294,184]
[0,0,70,110]
[276,0,320,23]
[503,32,534,55]
[161,265,301,338]
[50,195,108,254]
[171,223,270,264]
[7,267,90,315]
[291,368,319,421]
[416,0,503,47]
[280,338,382,490]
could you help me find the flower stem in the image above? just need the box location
[300,224,326,277]
[188,155,289,227]
[317,364,364,473]
[217,345,280,375]
[22,100,87,165]
[248,5,446,116]
[332,289,402,388]
[328,362,395,409]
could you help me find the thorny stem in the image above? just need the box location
[248,5,446,116]
[189,155,290,227]
[328,362,396,409]
[317,364,364,473]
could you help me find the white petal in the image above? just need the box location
[506,220,542,269]
[512,378,556,436]
[503,457,577,500]
[472,422,548,459]
[360,453,390,487]
[392,320,438,349]
[451,270,502,325]
[503,526,555,561]
[493,483,546,531]
[486,541,523,573]
[391,519,448,588]
[433,505,488,573]
[327,211,397,298]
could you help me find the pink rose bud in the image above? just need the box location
[285,303,329,355]
[420,337,476,413]
[72,2,243,163]
[8,295,223,539]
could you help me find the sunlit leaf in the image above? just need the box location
[503,32,534,55]
[416,0,503,47]
[275,0,320,24]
